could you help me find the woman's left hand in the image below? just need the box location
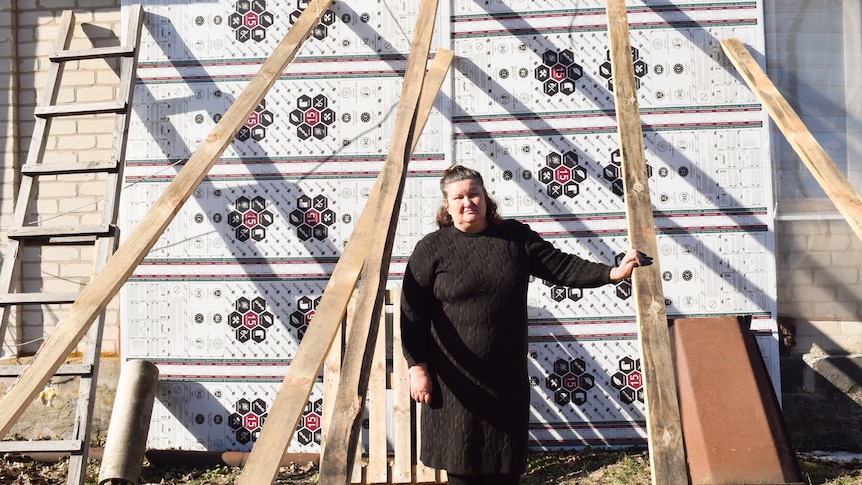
[609,248,652,281]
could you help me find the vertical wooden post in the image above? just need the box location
[604,2,689,484]
[389,287,414,484]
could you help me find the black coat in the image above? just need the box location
[401,219,613,475]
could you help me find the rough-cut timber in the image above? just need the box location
[237,32,452,485]
[604,2,689,484]
[721,38,862,243]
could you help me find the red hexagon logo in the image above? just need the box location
[304,109,320,126]
[627,371,643,389]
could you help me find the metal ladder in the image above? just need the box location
[0,6,144,484]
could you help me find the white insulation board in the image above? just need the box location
[120,0,775,452]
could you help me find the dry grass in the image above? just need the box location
[1,448,862,484]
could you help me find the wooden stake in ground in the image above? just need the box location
[604,2,689,484]
[237,21,451,485]
[0,0,333,438]
[721,38,862,243]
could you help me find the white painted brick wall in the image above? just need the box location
[776,219,862,354]
[1,1,122,357]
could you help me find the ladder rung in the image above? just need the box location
[7,224,113,240]
[50,45,135,62]
[0,292,80,306]
[0,363,92,377]
[22,160,119,175]
[0,439,84,453]
[35,101,126,118]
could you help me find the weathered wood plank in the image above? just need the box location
[0,0,333,439]
[237,32,452,485]
[34,101,126,118]
[389,287,413,484]
[721,38,862,242]
[317,1,440,482]
[365,303,388,483]
[604,2,689,484]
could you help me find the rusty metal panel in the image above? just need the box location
[671,317,802,485]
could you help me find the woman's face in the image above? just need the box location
[444,178,488,233]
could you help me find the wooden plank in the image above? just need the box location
[0,439,83,453]
[0,0,333,439]
[721,38,862,242]
[237,41,452,485]
[50,45,135,61]
[34,101,126,118]
[7,224,112,239]
[0,292,79,306]
[21,160,118,175]
[414,402,435,483]
[0,364,91,377]
[365,302,388,484]
[604,2,689,484]
[317,2,440,482]
[389,288,412,484]
[321,309,344,460]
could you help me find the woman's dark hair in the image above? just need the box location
[435,165,502,228]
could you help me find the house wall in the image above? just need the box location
[0,0,860,451]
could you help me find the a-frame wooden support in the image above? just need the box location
[237,1,448,483]
[721,38,862,243]
[605,2,689,484]
[0,0,335,437]
[317,0,444,478]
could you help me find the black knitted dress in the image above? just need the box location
[400,219,614,475]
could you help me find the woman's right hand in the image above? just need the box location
[409,363,433,405]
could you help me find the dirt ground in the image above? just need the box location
[1,448,862,484]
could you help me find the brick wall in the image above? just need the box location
[776,217,862,451]
[776,218,862,354]
[1,1,123,358]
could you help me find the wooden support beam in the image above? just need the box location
[318,3,441,480]
[721,38,862,242]
[237,33,452,485]
[0,0,333,438]
[604,2,689,484]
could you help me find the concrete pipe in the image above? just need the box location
[98,359,159,485]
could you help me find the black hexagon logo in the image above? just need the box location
[599,46,648,92]
[230,0,273,43]
[544,356,596,407]
[288,194,336,241]
[288,94,335,140]
[534,49,584,97]
[610,356,643,404]
[228,195,271,242]
[228,295,274,343]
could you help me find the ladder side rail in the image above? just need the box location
[66,236,118,485]
[0,10,77,357]
[65,9,145,483]
[101,4,144,229]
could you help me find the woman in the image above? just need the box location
[400,165,645,485]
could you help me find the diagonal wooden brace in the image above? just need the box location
[236,5,450,482]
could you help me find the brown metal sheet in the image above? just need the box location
[671,316,802,484]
